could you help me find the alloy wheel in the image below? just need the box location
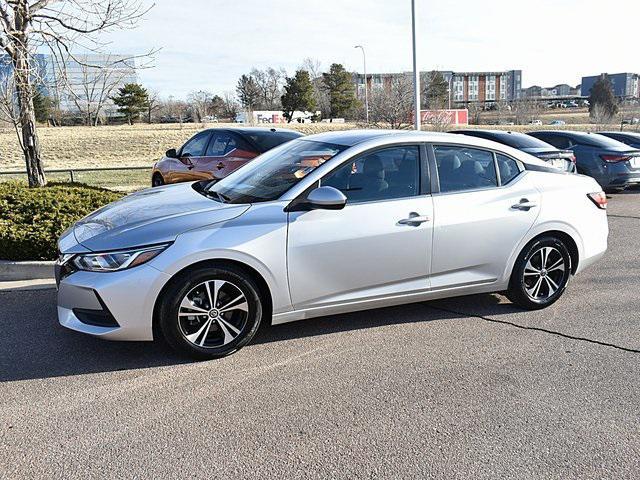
[522,246,566,300]
[177,279,249,348]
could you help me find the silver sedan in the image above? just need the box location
[56,130,609,359]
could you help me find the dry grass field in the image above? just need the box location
[0,122,358,171]
[0,119,625,172]
[0,117,635,191]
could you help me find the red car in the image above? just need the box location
[151,127,303,186]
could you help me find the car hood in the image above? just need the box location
[59,182,249,252]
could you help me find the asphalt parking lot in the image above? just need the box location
[1,192,639,479]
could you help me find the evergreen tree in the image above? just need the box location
[32,88,53,124]
[589,76,618,119]
[322,63,358,119]
[111,83,149,124]
[423,71,449,109]
[281,70,316,122]
[236,74,261,111]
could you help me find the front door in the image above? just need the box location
[287,145,433,311]
[430,145,541,289]
[169,130,212,183]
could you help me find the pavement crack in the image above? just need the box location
[608,214,640,220]
[427,304,640,354]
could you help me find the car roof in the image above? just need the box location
[599,131,640,138]
[531,130,598,138]
[301,129,552,168]
[452,129,530,137]
[204,127,303,137]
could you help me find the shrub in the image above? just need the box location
[0,181,122,261]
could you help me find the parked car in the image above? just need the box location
[529,119,543,126]
[549,120,566,126]
[151,127,303,187]
[598,131,640,149]
[450,129,576,172]
[57,130,608,360]
[528,130,640,191]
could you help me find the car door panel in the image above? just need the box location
[431,176,541,289]
[287,197,433,310]
[430,144,540,290]
[286,144,433,311]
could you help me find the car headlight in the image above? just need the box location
[72,244,170,272]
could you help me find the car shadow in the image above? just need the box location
[0,288,517,383]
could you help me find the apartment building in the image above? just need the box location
[355,69,522,105]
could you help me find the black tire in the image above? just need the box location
[507,236,572,310]
[158,265,263,360]
[152,173,165,187]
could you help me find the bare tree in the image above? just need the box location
[251,67,285,110]
[0,0,153,186]
[369,75,413,129]
[301,57,329,118]
[146,88,160,123]
[59,54,134,126]
[221,91,239,121]
[187,90,214,123]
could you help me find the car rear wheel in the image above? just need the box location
[158,266,263,360]
[507,236,572,310]
[152,173,165,187]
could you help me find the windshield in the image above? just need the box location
[247,131,302,151]
[204,139,346,204]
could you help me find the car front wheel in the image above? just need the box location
[152,173,165,187]
[158,266,263,360]
[507,236,572,310]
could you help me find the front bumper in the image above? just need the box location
[57,264,171,341]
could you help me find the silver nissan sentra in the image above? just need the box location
[57,130,608,360]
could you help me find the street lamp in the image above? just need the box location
[411,0,420,130]
[354,45,369,124]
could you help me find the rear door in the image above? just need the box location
[429,144,540,290]
[196,133,259,180]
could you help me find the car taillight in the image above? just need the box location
[600,154,631,163]
[587,191,607,210]
[569,154,576,163]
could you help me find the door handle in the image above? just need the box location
[398,212,430,226]
[216,162,225,170]
[511,198,537,211]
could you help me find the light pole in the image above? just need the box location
[411,0,420,130]
[354,45,369,124]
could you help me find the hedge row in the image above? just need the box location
[0,181,122,261]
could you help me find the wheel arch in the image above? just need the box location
[152,258,274,342]
[504,224,582,284]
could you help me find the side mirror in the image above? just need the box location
[166,148,178,158]
[306,186,347,210]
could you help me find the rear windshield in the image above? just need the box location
[487,132,552,149]
[247,131,302,151]
[577,133,632,148]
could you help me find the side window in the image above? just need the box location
[181,132,211,157]
[206,134,230,156]
[224,137,238,155]
[496,154,521,185]
[322,146,421,203]
[434,146,498,193]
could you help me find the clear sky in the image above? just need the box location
[105,0,640,98]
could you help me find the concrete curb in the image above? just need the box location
[0,260,55,281]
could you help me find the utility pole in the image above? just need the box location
[354,45,369,124]
[411,0,420,130]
